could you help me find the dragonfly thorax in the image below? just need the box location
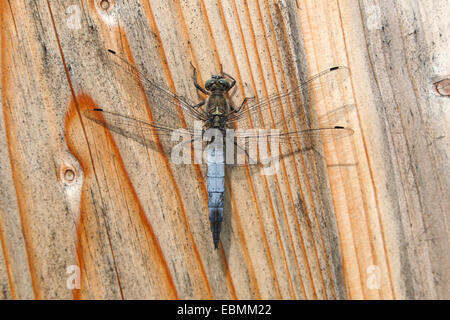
[206,92,228,125]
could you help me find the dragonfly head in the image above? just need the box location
[205,75,231,92]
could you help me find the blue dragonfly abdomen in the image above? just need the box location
[206,145,225,249]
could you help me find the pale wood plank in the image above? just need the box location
[333,0,449,299]
[0,0,447,300]
[1,0,81,299]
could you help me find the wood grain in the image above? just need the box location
[0,0,448,299]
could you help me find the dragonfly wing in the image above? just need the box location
[84,108,203,151]
[225,66,350,131]
[224,126,353,167]
[233,126,353,144]
[106,49,208,128]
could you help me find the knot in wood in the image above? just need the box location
[99,0,113,11]
[64,169,75,182]
[434,79,450,97]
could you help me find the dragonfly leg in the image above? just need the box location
[193,100,205,108]
[221,69,236,90]
[190,63,209,95]
[235,141,258,164]
[234,96,255,113]
[226,135,257,164]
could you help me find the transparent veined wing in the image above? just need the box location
[225,66,350,131]
[222,125,353,166]
[84,108,203,152]
[232,126,353,144]
[106,49,208,129]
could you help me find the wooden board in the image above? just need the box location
[0,0,448,299]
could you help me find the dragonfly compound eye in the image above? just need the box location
[205,78,215,90]
[218,79,230,89]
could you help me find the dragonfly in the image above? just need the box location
[85,49,353,249]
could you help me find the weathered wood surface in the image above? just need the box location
[0,0,448,299]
